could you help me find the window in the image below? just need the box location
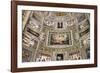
[56,54,63,61]
[57,22,63,28]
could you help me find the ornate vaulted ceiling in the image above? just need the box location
[22,11,90,62]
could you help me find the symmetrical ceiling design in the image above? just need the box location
[22,10,90,62]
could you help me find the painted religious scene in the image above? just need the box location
[22,10,90,62]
